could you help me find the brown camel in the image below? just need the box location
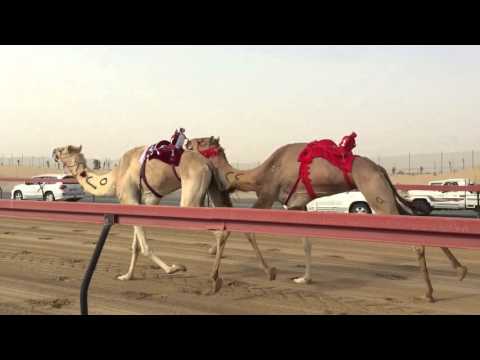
[186,136,468,302]
[52,144,231,289]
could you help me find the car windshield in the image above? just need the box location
[444,182,459,186]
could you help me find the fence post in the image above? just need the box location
[441,152,443,174]
[408,153,411,175]
[80,214,116,315]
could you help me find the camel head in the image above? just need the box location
[185,136,221,153]
[52,145,86,176]
[186,136,237,192]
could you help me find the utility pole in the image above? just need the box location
[408,152,411,175]
[440,152,443,174]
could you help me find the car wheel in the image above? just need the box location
[412,199,432,215]
[13,191,23,200]
[349,202,371,214]
[44,192,55,202]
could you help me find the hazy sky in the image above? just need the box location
[1,45,479,162]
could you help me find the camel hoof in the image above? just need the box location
[168,264,187,274]
[211,277,223,293]
[457,266,468,281]
[268,267,277,281]
[424,294,435,303]
[117,274,132,281]
[208,246,217,256]
[293,276,312,285]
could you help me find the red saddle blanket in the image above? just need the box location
[298,132,358,199]
[143,140,184,167]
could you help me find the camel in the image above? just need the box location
[52,143,231,288]
[186,135,468,302]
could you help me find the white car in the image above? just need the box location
[11,174,85,202]
[405,178,478,214]
[307,191,373,214]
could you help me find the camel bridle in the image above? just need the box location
[195,143,236,190]
[56,153,85,177]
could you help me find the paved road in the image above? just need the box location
[2,190,479,217]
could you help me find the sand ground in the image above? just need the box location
[0,218,479,315]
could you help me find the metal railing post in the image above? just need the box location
[476,192,480,219]
[80,214,116,315]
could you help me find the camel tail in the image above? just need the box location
[378,166,427,216]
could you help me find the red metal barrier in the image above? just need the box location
[0,199,479,249]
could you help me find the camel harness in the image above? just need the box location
[284,132,358,207]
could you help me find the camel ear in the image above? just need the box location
[215,137,220,145]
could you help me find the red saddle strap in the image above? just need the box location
[300,162,355,199]
[172,165,181,182]
[140,160,181,199]
[140,158,163,199]
[284,163,356,208]
[283,133,358,208]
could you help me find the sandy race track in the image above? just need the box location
[0,217,479,315]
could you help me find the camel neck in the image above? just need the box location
[213,150,265,192]
[68,162,117,197]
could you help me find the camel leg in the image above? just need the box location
[126,192,186,275]
[180,173,217,257]
[209,192,276,281]
[117,190,185,276]
[136,225,187,274]
[209,230,228,293]
[117,228,140,281]
[282,201,314,285]
[208,236,230,255]
[238,195,277,280]
[441,247,468,281]
[208,243,218,255]
[351,159,436,301]
[244,233,277,280]
[414,246,435,302]
[205,183,232,256]
[293,237,312,284]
